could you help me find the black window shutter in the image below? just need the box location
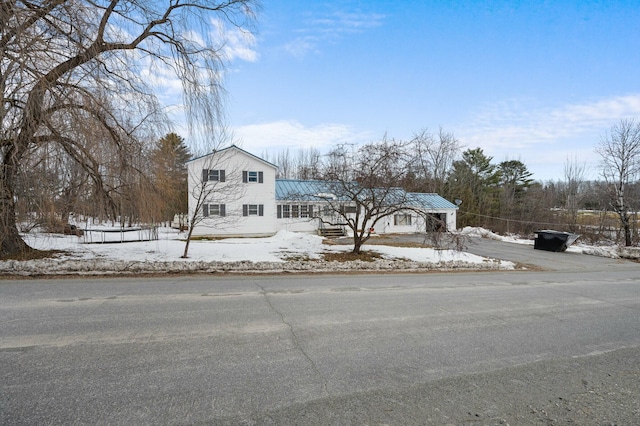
[220,204,226,217]
[242,171,248,183]
[202,169,208,182]
[259,205,264,216]
[258,171,264,183]
[220,170,225,182]
[277,205,282,219]
[242,204,248,216]
[308,205,313,216]
[203,204,209,217]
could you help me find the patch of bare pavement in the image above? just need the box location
[215,346,640,425]
[247,235,639,425]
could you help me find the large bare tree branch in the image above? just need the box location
[1,0,258,257]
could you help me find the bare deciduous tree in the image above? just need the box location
[275,148,293,179]
[410,127,461,194]
[563,155,586,232]
[314,138,416,254]
[596,119,640,246]
[1,0,257,258]
[296,147,322,180]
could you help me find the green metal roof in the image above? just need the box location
[275,179,343,201]
[407,192,459,210]
[275,179,458,210]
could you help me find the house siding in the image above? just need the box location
[186,148,457,237]
[187,146,277,237]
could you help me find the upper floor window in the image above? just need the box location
[243,171,263,183]
[202,169,225,182]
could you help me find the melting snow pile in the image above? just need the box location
[460,226,533,245]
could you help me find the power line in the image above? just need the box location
[457,210,618,230]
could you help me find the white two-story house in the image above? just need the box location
[187,145,278,237]
[187,145,458,237]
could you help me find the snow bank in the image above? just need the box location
[459,226,533,245]
[2,227,516,276]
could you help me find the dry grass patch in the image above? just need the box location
[1,249,66,261]
[187,236,226,241]
[367,240,429,248]
[323,251,384,262]
[280,253,313,262]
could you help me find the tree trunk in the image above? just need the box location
[182,230,193,258]
[352,238,362,254]
[621,211,632,247]
[352,231,368,255]
[182,212,199,258]
[1,164,32,258]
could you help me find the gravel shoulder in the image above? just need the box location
[218,346,640,425]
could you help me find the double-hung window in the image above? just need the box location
[394,214,412,226]
[203,203,226,217]
[202,169,225,182]
[341,204,357,214]
[242,171,263,183]
[243,204,264,216]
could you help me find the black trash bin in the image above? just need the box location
[534,230,580,252]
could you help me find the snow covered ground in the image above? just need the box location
[0,226,625,276]
[1,227,521,276]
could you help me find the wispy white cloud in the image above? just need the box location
[457,94,640,180]
[210,18,259,62]
[308,10,386,33]
[460,94,640,150]
[284,38,319,58]
[140,62,184,101]
[284,9,385,58]
[138,19,258,122]
[232,120,373,152]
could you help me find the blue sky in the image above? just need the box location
[194,1,640,181]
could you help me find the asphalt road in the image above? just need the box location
[1,241,639,424]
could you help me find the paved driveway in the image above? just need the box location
[338,233,636,272]
[462,236,635,272]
